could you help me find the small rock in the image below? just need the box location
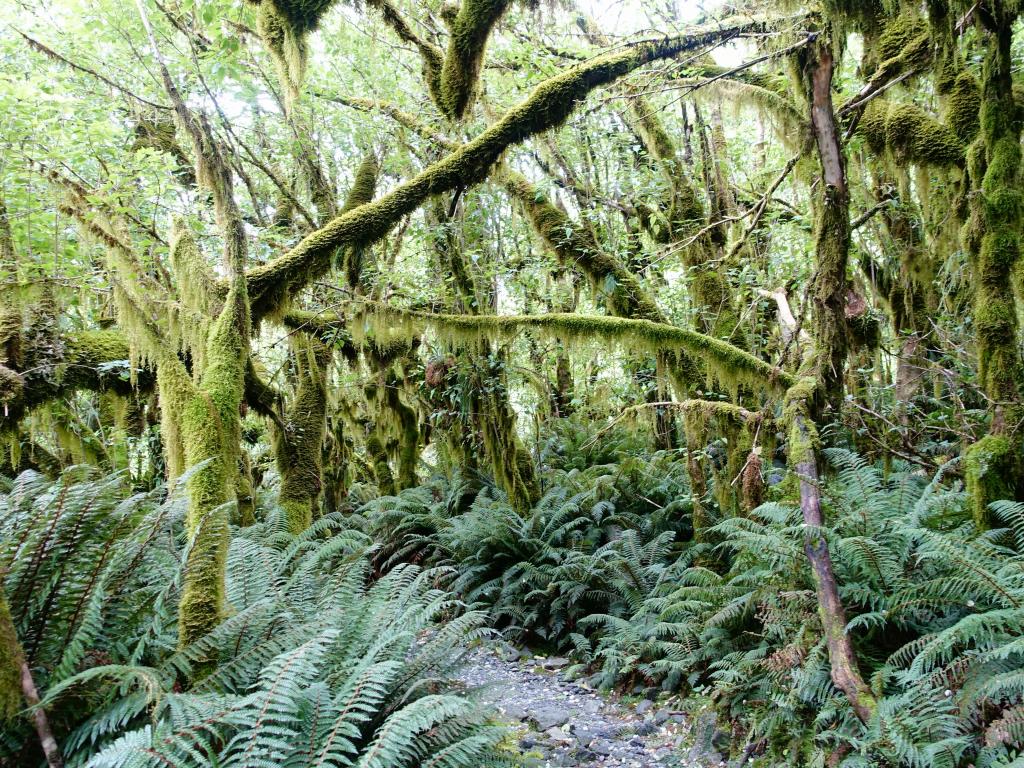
[654,708,671,725]
[636,699,653,716]
[531,707,571,730]
[542,656,570,670]
[634,722,657,736]
[545,726,573,745]
[590,738,614,756]
[500,703,528,721]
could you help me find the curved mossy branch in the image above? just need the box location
[296,306,793,393]
[438,0,513,119]
[245,19,771,315]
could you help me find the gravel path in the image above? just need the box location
[455,644,705,767]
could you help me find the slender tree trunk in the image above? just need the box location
[792,33,876,721]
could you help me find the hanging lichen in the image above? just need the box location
[274,336,331,532]
[251,0,337,108]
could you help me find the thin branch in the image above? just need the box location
[15,29,170,111]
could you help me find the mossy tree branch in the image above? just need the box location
[245,19,770,317]
[292,305,793,394]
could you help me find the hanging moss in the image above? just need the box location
[310,305,793,395]
[246,19,766,314]
[254,0,315,110]
[858,99,964,168]
[502,170,663,323]
[366,432,395,496]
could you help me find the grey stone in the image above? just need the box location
[500,703,528,721]
[544,725,573,744]
[636,699,653,716]
[529,706,570,730]
[590,738,615,756]
[581,698,602,714]
[654,708,671,725]
[542,656,570,670]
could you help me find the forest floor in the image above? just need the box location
[455,643,724,767]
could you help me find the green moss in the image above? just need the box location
[782,377,820,466]
[946,72,981,145]
[246,19,766,314]
[366,432,395,496]
[438,0,512,119]
[274,337,331,533]
[340,153,381,290]
[858,100,965,168]
[963,19,1024,528]
[337,305,793,395]
[0,592,23,722]
[965,434,1017,528]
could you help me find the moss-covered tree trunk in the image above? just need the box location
[0,590,63,767]
[274,336,331,532]
[963,5,1024,527]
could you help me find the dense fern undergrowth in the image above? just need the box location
[0,467,513,767]
[357,424,1024,767]
[4,421,1024,767]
